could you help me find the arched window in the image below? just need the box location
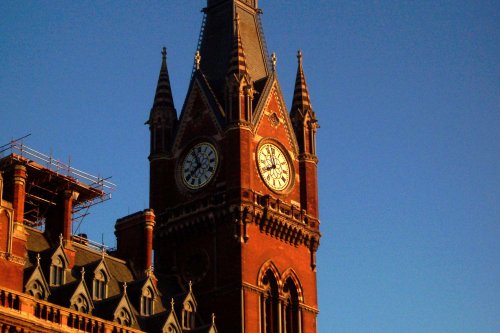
[164,323,180,333]
[261,269,279,333]
[182,301,195,329]
[71,294,90,313]
[27,280,45,300]
[50,256,65,286]
[141,287,154,316]
[93,269,107,300]
[283,278,300,333]
[116,308,132,327]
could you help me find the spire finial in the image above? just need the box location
[36,253,41,266]
[123,282,127,294]
[80,267,85,279]
[101,246,106,259]
[162,47,166,60]
[189,280,193,292]
[297,49,303,66]
[271,52,277,72]
[170,298,175,311]
[195,50,201,70]
[212,313,216,325]
[59,233,64,247]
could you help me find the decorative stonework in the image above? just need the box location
[268,112,280,128]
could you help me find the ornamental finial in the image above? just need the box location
[212,313,216,325]
[189,280,192,292]
[59,233,64,247]
[80,267,85,279]
[36,253,41,266]
[195,50,201,70]
[170,298,175,311]
[297,49,303,65]
[162,47,166,60]
[123,282,127,294]
[271,52,277,72]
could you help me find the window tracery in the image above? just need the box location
[27,280,46,300]
[71,293,90,313]
[116,308,132,327]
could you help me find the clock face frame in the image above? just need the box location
[256,141,293,192]
[181,142,218,190]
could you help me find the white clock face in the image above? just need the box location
[257,142,291,191]
[182,142,218,189]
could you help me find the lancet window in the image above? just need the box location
[50,255,65,286]
[261,269,280,333]
[93,269,108,300]
[141,287,154,316]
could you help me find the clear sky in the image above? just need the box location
[1,1,498,332]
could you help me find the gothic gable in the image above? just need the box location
[24,259,50,300]
[69,278,94,314]
[160,307,182,333]
[173,74,224,154]
[253,77,299,157]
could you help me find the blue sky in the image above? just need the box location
[1,1,498,332]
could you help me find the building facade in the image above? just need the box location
[0,1,320,332]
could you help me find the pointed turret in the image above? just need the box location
[225,13,254,123]
[290,50,320,219]
[291,50,312,118]
[147,47,177,157]
[148,48,177,213]
[290,50,318,156]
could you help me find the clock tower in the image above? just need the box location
[148,1,320,332]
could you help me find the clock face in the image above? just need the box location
[257,142,291,191]
[181,142,218,189]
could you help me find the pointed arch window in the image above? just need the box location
[182,301,195,329]
[27,280,46,300]
[50,255,65,286]
[141,287,154,316]
[283,278,300,333]
[261,269,279,333]
[116,308,132,327]
[71,293,90,314]
[93,269,108,300]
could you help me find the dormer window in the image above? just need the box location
[93,269,107,300]
[50,255,65,286]
[116,308,132,327]
[141,287,154,316]
[182,301,195,329]
[71,293,90,313]
[27,280,46,300]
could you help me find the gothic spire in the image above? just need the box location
[151,47,175,115]
[290,50,312,118]
[147,47,177,156]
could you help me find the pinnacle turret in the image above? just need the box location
[290,50,319,157]
[147,47,177,156]
[150,47,176,115]
[290,50,312,118]
[226,13,249,79]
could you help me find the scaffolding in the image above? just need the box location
[0,136,116,233]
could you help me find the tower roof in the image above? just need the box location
[148,47,176,123]
[198,0,269,100]
[291,50,312,117]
